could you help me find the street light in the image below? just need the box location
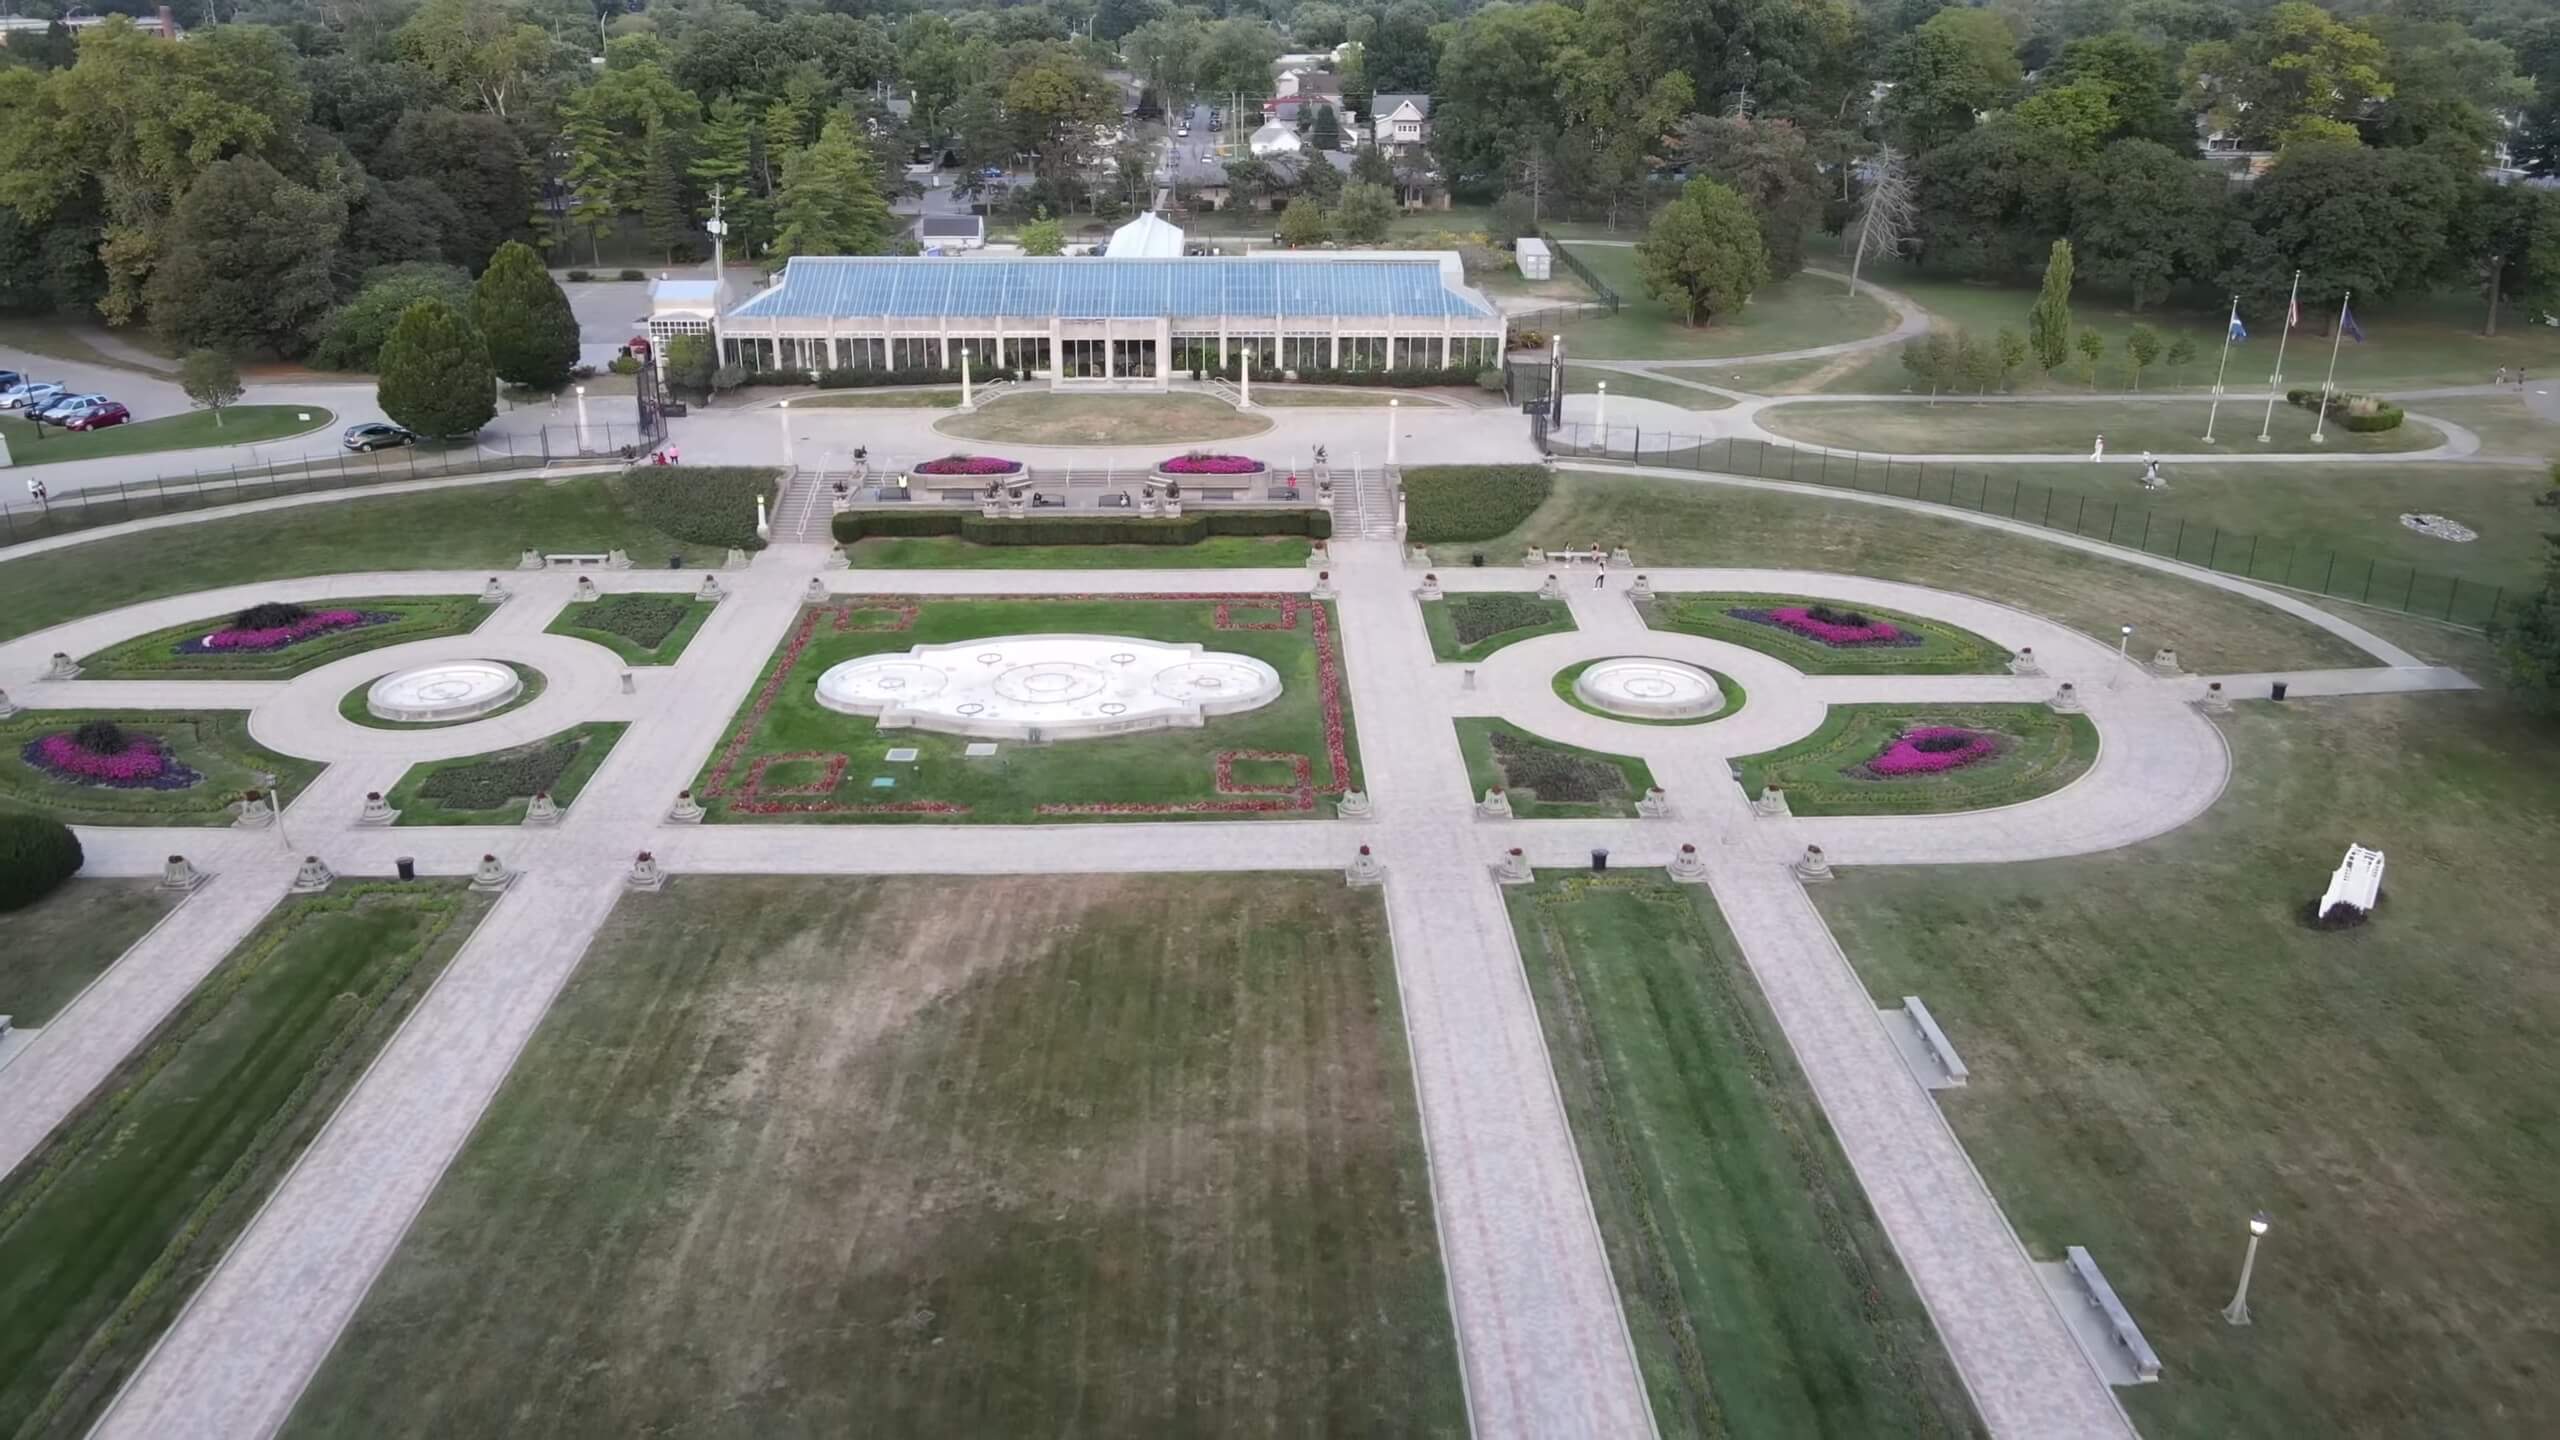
[2223,1211,2271,1326]
[2109,623,2133,689]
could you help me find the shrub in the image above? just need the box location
[1404,465,1553,543]
[565,269,593,282]
[1489,731,1625,804]
[607,356,643,375]
[832,509,1328,546]
[619,466,781,550]
[1449,593,1557,646]
[810,364,991,389]
[234,601,311,631]
[1215,362,1484,389]
[310,262,473,371]
[617,268,646,281]
[417,736,588,812]
[2284,388,2403,431]
[0,812,83,912]
[74,718,130,754]
[574,593,690,648]
[1475,369,1505,392]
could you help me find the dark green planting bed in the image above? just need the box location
[1643,592,2013,674]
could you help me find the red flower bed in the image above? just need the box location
[1862,726,2002,777]
[741,751,850,797]
[913,455,1022,475]
[1159,453,1265,475]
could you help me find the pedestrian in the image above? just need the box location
[1593,557,1608,590]
[2091,434,2106,463]
[2496,367,2509,387]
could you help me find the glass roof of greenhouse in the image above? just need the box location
[728,256,1497,322]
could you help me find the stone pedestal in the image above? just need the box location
[1305,545,1328,570]
[1750,786,1791,819]
[1610,547,1634,568]
[159,854,207,892]
[469,854,515,892]
[1637,787,1672,819]
[479,578,510,606]
[1537,573,1563,599]
[1668,842,1707,883]
[232,793,274,829]
[573,576,601,603]
[1346,844,1385,887]
[626,850,667,892]
[1794,844,1834,883]
[2149,647,2183,678]
[1311,571,1336,600]
[358,791,397,827]
[619,671,636,695]
[606,549,633,570]
[669,790,706,823]
[831,493,853,516]
[517,548,545,571]
[1521,546,1543,568]
[724,547,752,570]
[1406,545,1431,570]
[2009,647,2042,677]
[805,577,830,603]
[44,652,79,680]
[981,500,1006,518]
[290,856,335,894]
[1477,787,1512,820]
[1416,574,1443,601]
[1334,788,1371,820]
[1163,499,1183,518]
[1139,493,1161,517]
[0,688,16,720]
[825,544,851,570]
[1629,575,1652,600]
[2203,681,2232,715]
[1493,847,1533,885]
[2050,682,2084,714]
[696,575,725,602]
[523,791,560,826]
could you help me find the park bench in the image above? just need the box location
[2065,1247,2162,1382]
[1545,548,1606,565]
[543,551,628,570]
[1900,995,1969,1087]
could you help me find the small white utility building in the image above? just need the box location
[1250,121,1305,158]
[1516,237,1552,281]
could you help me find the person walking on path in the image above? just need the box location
[2091,434,2106,462]
[1593,556,1609,590]
[2497,367,2509,387]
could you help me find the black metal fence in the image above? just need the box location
[1546,421,2519,630]
[0,424,650,547]
[1541,229,1620,314]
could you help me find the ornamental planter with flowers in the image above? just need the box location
[177,602,394,655]
[1727,604,1918,649]
[22,719,205,790]
[1733,703,2096,817]
[913,454,1024,476]
[1155,452,1267,480]
[1860,726,2002,777]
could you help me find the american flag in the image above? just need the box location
[2286,293,2299,329]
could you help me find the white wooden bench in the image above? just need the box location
[2066,1247,2163,1382]
[1901,995,1969,1087]
[1545,548,1606,565]
[544,551,627,570]
[2316,843,2384,922]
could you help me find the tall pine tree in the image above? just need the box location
[772,115,892,260]
[2029,239,2077,372]
[377,298,497,437]
[472,240,580,388]
[641,125,690,263]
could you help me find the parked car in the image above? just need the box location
[0,370,23,392]
[32,393,110,425]
[342,421,417,452]
[1177,124,1189,137]
[0,381,64,411]
[62,401,132,432]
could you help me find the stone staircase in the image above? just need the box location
[776,466,839,544]
[1336,464,1401,540]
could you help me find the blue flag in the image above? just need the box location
[2340,305,2365,343]
[2229,314,2248,342]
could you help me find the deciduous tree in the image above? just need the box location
[1680,114,1822,279]
[2075,325,2106,388]
[1334,181,1395,244]
[2123,324,2161,390]
[1278,196,1330,248]
[178,349,242,427]
[148,155,344,357]
[1633,179,1769,327]
[1020,211,1064,256]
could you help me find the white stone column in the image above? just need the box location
[1595,381,1607,439]
[1104,328,1114,380]
[960,348,974,411]
[1387,397,1399,467]
[1240,351,1252,409]
[574,384,591,453]
[1049,318,1062,382]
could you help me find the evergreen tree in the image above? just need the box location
[642,126,690,263]
[1633,179,1769,328]
[472,241,580,388]
[760,92,814,198]
[376,298,496,438]
[2029,238,2076,372]
[1334,181,1395,244]
[1312,104,1341,151]
[772,115,892,260]
[2492,531,2560,715]
[690,97,769,255]
[1350,143,1396,188]
[562,103,626,266]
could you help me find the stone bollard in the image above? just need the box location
[725,547,752,570]
[620,672,636,695]
[1538,573,1563,600]
[1521,545,1543,568]
[805,576,829,603]
[469,853,515,892]
[1335,788,1372,820]
[696,574,725,602]
[1637,786,1673,819]
[2149,647,2183,678]
[1610,546,1634,568]
[517,548,545,571]
[44,652,79,681]
[825,544,851,570]
[1417,572,1443,601]
[290,855,335,893]
[626,849,667,892]
[1305,544,1329,571]
[233,791,275,829]
[606,548,633,570]
[2203,681,2232,715]
[1478,786,1512,820]
[523,791,560,826]
[1462,667,1477,690]
[159,854,207,891]
[2009,646,2043,677]
[1346,844,1385,888]
[1668,842,1707,883]
[2049,681,2084,714]
[479,577,510,606]
[1630,574,1653,600]
[1493,847,1534,885]
[1311,570,1337,600]
[573,576,601,603]
[358,791,397,826]
[0,687,16,719]
[669,789,706,823]
[1750,785,1791,819]
[1794,844,1834,882]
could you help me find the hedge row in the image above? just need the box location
[744,365,1029,389]
[2282,388,2405,431]
[1403,465,1554,543]
[833,508,1330,546]
[1191,363,1495,390]
[1450,593,1559,646]
[574,594,691,648]
[1489,730,1627,804]
[619,466,780,550]
[417,735,589,811]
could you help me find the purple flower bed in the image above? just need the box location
[22,730,206,790]
[914,455,1023,475]
[176,609,393,655]
[1728,604,1919,648]
[1159,453,1264,475]
[1863,726,2001,777]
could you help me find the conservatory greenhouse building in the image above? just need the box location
[713,252,1508,386]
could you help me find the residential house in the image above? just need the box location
[1371,94,1432,152]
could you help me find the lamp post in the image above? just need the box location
[2222,1211,2271,1326]
[574,384,591,454]
[1386,396,1399,468]
[778,396,794,469]
[2110,623,2133,689]
[1595,380,1608,450]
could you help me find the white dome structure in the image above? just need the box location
[1250,121,1305,157]
[1108,211,1185,258]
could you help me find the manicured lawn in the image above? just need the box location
[847,534,1314,568]
[693,594,1358,822]
[0,709,323,826]
[77,595,490,679]
[382,722,627,825]
[0,475,724,645]
[0,406,332,467]
[543,594,717,665]
[0,883,489,1440]
[1644,592,2014,674]
[283,874,1466,1438]
[1755,398,2442,455]
[1454,719,1654,817]
[337,662,544,730]
[1815,691,2560,1438]
[1509,874,1982,1438]
[1426,469,2377,672]
[2401,391,2558,457]
[791,389,960,407]
[936,391,1272,445]
[1551,250,1892,362]
[1553,658,1747,726]
[0,315,171,373]
[1420,591,1576,661]
[1734,702,2097,815]
[1562,368,1738,409]
[0,879,181,1026]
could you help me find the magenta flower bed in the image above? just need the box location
[1728,604,1916,648]
[914,455,1023,475]
[1864,727,2001,777]
[1159,453,1264,475]
[23,731,205,790]
[178,609,386,654]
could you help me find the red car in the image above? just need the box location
[63,402,131,432]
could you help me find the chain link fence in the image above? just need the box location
[1547,421,2520,630]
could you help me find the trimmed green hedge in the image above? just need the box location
[1404,465,1554,543]
[1201,361,1484,389]
[572,594,689,648]
[0,812,83,912]
[2283,388,2404,432]
[1450,594,1559,647]
[618,466,781,550]
[832,508,1330,546]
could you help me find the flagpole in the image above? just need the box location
[2311,290,2350,445]
[2204,293,2238,444]
[2257,269,2301,444]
